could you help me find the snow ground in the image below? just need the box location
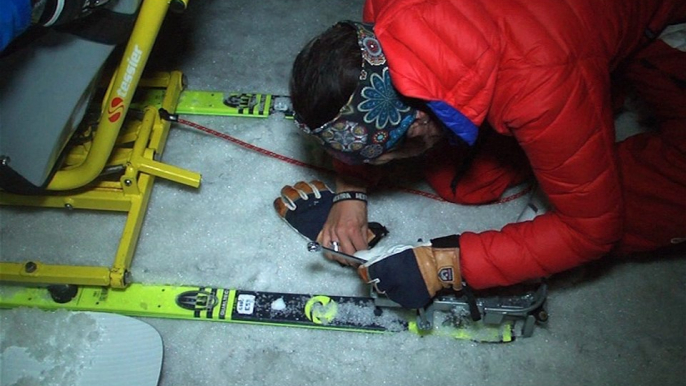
[1,1,685,385]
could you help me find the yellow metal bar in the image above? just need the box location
[129,107,156,170]
[138,158,201,187]
[47,0,171,190]
[129,82,200,188]
[110,76,199,286]
[137,72,173,88]
[149,71,185,153]
[0,188,131,211]
[0,1,199,288]
[110,178,149,287]
[0,262,112,287]
[0,71,196,288]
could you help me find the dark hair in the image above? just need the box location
[290,23,361,129]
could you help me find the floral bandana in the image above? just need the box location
[295,21,417,165]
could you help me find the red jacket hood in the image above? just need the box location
[363,0,500,128]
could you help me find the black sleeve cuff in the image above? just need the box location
[430,234,461,248]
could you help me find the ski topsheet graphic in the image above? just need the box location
[0,282,548,343]
[131,89,294,118]
[0,284,408,333]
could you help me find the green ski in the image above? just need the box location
[0,282,548,343]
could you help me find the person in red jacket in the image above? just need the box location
[289,0,686,308]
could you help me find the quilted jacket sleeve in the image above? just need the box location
[459,62,624,288]
[364,0,625,289]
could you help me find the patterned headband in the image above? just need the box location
[295,21,417,165]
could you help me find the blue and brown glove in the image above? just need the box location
[357,235,463,309]
[273,180,388,247]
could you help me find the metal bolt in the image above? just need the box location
[306,241,320,252]
[0,156,10,166]
[24,261,37,273]
[64,203,74,210]
[417,319,432,331]
[536,310,549,323]
[124,179,132,186]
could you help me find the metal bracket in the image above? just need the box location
[371,281,549,338]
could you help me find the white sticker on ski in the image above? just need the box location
[236,294,256,315]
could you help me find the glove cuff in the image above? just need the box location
[414,235,462,293]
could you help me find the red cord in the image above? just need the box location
[177,118,531,204]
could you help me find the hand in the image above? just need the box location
[317,176,375,266]
[318,199,369,266]
[357,235,462,309]
[274,180,387,264]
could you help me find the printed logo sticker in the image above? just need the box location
[224,93,258,110]
[438,267,454,283]
[176,290,218,312]
[304,296,338,325]
[108,97,125,123]
[236,294,256,315]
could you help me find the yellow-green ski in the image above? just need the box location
[0,283,517,342]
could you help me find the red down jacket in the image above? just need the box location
[362,0,686,289]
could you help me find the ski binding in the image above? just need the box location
[372,281,548,338]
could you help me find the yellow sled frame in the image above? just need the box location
[0,0,200,288]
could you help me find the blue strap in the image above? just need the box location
[427,101,479,146]
[0,0,32,51]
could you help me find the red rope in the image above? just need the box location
[178,118,332,175]
[177,118,531,204]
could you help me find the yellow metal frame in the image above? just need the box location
[0,0,199,288]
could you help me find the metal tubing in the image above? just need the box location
[0,262,112,287]
[47,0,171,190]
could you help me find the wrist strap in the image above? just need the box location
[332,191,367,205]
[461,282,482,322]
